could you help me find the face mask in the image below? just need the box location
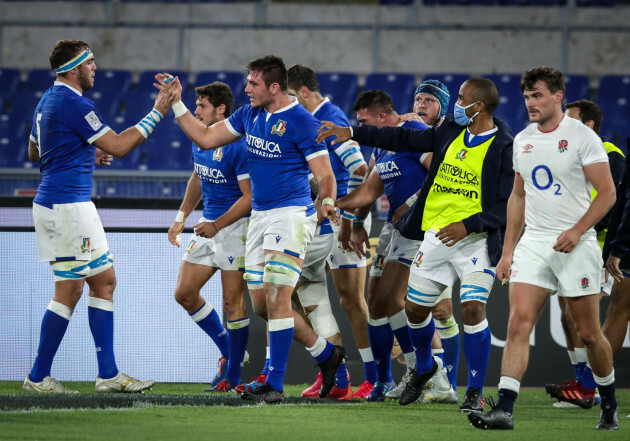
[454,101,480,126]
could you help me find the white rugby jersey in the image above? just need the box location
[513,116,608,239]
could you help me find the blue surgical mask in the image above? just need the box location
[454,101,480,126]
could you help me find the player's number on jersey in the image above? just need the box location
[532,165,562,195]
[35,113,42,155]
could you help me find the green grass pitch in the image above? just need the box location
[0,382,627,441]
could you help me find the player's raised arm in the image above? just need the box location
[155,74,239,150]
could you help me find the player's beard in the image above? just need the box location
[77,67,94,91]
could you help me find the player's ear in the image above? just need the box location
[216,103,226,117]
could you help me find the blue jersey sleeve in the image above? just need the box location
[67,97,110,144]
[226,105,247,136]
[297,113,328,160]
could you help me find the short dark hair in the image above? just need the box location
[49,40,90,72]
[521,66,565,96]
[246,54,288,91]
[566,99,603,135]
[287,64,320,93]
[466,78,500,114]
[195,81,234,117]
[353,90,395,114]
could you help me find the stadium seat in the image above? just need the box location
[144,119,193,171]
[364,73,417,114]
[421,73,470,114]
[0,68,21,99]
[0,134,29,168]
[24,69,57,93]
[121,90,158,121]
[194,71,246,102]
[136,70,189,93]
[564,74,590,102]
[317,72,359,117]
[598,75,630,104]
[94,69,133,95]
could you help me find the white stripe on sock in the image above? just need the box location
[498,375,521,394]
[464,318,488,334]
[87,297,113,312]
[47,300,73,320]
[191,303,213,322]
[269,317,294,331]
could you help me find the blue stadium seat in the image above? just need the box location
[483,73,528,131]
[94,69,133,95]
[121,90,158,121]
[0,112,29,142]
[317,72,359,117]
[421,73,470,114]
[136,70,189,93]
[564,74,590,102]
[598,75,630,104]
[194,71,246,98]
[484,73,522,98]
[144,119,193,171]
[0,134,29,168]
[364,73,417,113]
[0,68,21,99]
[24,69,57,93]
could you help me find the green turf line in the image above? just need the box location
[0,393,357,411]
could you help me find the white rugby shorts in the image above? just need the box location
[369,221,395,278]
[183,216,248,271]
[510,236,603,297]
[410,229,493,287]
[245,206,317,266]
[301,225,335,282]
[327,213,372,270]
[33,201,107,262]
[385,229,422,268]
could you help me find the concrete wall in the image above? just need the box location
[1,2,629,80]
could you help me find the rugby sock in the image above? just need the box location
[389,310,416,368]
[567,350,579,378]
[267,318,295,391]
[579,364,598,390]
[463,319,491,393]
[574,347,588,379]
[359,347,378,384]
[190,303,229,358]
[367,317,393,383]
[261,346,270,376]
[407,314,435,374]
[436,314,460,391]
[497,376,520,415]
[335,362,349,388]
[30,301,72,383]
[226,318,250,385]
[309,336,334,363]
[432,348,444,363]
[87,298,118,379]
[594,370,616,409]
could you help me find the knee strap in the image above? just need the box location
[263,253,301,288]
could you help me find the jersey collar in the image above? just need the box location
[311,97,330,116]
[54,80,82,96]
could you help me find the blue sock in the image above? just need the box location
[266,318,294,391]
[441,334,460,391]
[576,361,587,379]
[408,316,435,373]
[389,311,415,357]
[579,366,598,390]
[368,318,394,383]
[191,303,229,358]
[433,349,444,363]
[572,363,581,379]
[463,321,491,393]
[313,340,334,363]
[261,347,270,376]
[88,298,119,379]
[30,303,71,383]
[226,318,249,385]
[335,363,349,388]
[359,346,378,384]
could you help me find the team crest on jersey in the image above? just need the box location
[558,139,568,153]
[271,120,287,136]
[581,277,590,290]
[413,250,423,267]
[522,144,534,154]
[455,149,468,161]
[374,255,385,269]
[213,147,223,162]
[80,237,91,253]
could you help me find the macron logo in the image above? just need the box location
[471,370,477,377]
[393,245,399,253]
[447,365,453,372]
[471,257,478,265]
[228,256,234,264]
[275,235,281,243]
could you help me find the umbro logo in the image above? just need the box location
[471,370,477,377]
[393,245,399,253]
[228,256,234,264]
[471,257,478,265]
[275,235,281,243]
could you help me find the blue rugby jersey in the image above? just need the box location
[31,82,111,205]
[225,100,328,213]
[312,98,353,198]
[373,120,429,222]
[193,138,250,220]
